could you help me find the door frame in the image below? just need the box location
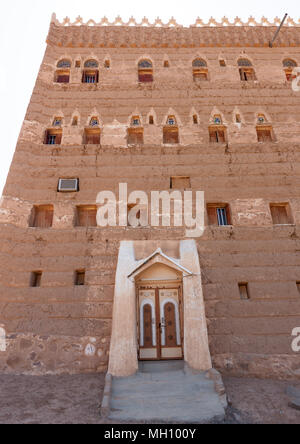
[136,282,184,361]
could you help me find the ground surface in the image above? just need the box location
[0,373,299,424]
[109,361,225,423]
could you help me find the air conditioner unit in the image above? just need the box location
[58,178,79,192]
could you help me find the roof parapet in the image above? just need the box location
[50,13,300,28]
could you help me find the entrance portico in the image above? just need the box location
[108,240,212,377]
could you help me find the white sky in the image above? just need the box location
[0,0,298,195]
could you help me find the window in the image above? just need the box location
[76,206,97,227]
[219,59,226,67]
[164,60,170,68]
[283,59,297,81]
[127,128,144,145]
[138,60,153,83]
[44,129,62,145]
[30,205,54,228]
[209,127,226,143]
[83,128,101,144]
[270,204,292,225]
[163,116,179,144]
[131,116,141,126]
[235,114,241,123]
[72,116,78,126]
[207,204,231,226]
[30,271,42,288]
[256,114,274,141]
[104,60,110,69]
[89,117,99,127]
[53,117,62,127]
[238,283,250,300]
[82,60,99,83]
[256,127,273,142]
[149,116,154,125]
[75,270,85,286]
[238,59,256,81]
[170,176,191,189]
[193,115,198,124]
[55,59,71,83]
[75,60,81,68]
[192,58,208,81]
[296,282,300,294]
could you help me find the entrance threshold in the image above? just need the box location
[139,360,184,373]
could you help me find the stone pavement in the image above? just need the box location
[108,361,226,423]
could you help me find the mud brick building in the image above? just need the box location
[0,14,300,378]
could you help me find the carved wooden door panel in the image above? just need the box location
[138,288,183,361]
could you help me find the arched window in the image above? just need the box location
[72,116,78,126]
[52,117,62,127]
[55,59,71,83]
[256,114,274,142]
[89,117,99,127]
[163,116,179,144]
[138,60,153,83]
[283,59,297,81]
[84,117,100,144]
[128,116,143,145]
[82,60,99,83]
[57,59,71,69]
[209,115,226,143]
[131,116,141,126]
[238,58,256,81]
[84,60,99,68]
[192,58,208,81]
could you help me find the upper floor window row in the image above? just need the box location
[54,57,299,84]
[43,113,276,146]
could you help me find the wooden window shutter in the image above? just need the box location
[239,283,249,300]
[31,271,42,288]
[128,129,144,145]
[163,127,179,144]
[75,270,86,286]
[207,206,218,225]
[84,129,100,144]
[225,205,231,225]
[138,73,153,83]
[171,177,191,189]
[57,74,70,83]
[270,205,289,225]
[217,130,225,143]
[77,207,97,227]
[33,206,53,228]
[257,128,272,142]
[209,129,218,143]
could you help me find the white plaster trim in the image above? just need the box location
[127,248,193,279]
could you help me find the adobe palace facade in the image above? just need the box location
[0,14,300,378]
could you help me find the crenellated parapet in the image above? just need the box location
[51,13,300,28]
[47,14,300,48]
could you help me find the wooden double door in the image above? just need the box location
[138,286,183,361]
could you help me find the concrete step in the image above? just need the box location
[109,365,226,423]
[139,360,185,373]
